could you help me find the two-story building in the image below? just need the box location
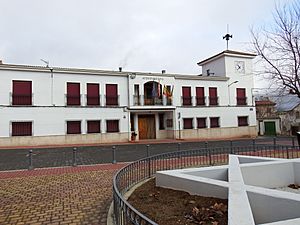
[0,50,257,147]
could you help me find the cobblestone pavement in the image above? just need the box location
[0,164,126,225]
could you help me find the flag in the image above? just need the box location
[158,81,161,97]
[163,85,167,96]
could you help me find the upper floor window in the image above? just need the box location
[182,86,192,106]
[106,84,118,106]
[183,118,193,129]
[209,87,218,106]
[210,117,220,128]
[87,83,100,106]
[236,88,247,105]
[67,82,81,106]
[196,87,205,106]
[67,121,81,134]
[11,121,32,136]
[12,80,32,105]
[238,116,248,126]
[106,120,119,132]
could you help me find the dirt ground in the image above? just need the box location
[128,179,228,225]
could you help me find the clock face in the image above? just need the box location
[235,61,245,73]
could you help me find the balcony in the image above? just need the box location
[144,97,163,106]
[105,95,119,106]
[133,95,173,106]
[209,96,219,106]
[66,94,81,106]
[182,96,192,106]
[237,97,247,106]
[11,93,33,106]
[196,96,206,106]
[86,95,101,106]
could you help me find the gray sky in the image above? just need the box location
[0,0,291,75]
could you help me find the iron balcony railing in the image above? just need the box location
[181,96,192,106]
[209,96,219,106]
[133,95,141,106]
[144,97,163,106]
[10,93,33,106]
[237,97,248,106]
[105,95,119,106]
[65,94,81,106]
[113,145,300,225]
[86,94,101,106]
[196,96,206,106]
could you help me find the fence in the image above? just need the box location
[112,144,300,225]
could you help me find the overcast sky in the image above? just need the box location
[0,0,292,76]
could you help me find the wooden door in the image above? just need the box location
[138,115,156,139]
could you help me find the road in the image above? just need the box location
[0,136,296,171]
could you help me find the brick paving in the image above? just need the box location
[0,163,126,225]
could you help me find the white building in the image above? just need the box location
[0,50,257,147]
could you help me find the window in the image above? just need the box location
[210,117,220,128]
[87,120,101,133]
[67,121,81,134]
[196,87,205,106]
[106,120,119,132]
[67,82,81,106]
[12,80,32,105]
[159,113,165,130]
[106,84,118,106]
[209,87,218,106]
[183,118,193,129]
[87,83,100,106]
[238,116,248,126]
[197,118,207,128]
[236,88,247,105]
[11,122,32,136]
[182,86,192,106]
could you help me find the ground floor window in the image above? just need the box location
[210,117,220,128]
[67,121,81,134]
[183,118,193,129]
[197,117,207,128]
[11,121,32,136]
[159,113,165,130]
[87,120,101,133]
[238,116,248,127]
[106,120,119,133]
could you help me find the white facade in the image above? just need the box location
[0,50,257,147]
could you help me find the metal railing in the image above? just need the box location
[65,94,81,106]
[113,144,300,225]
[86,94,101,106]
[181,96,192,106]
[209,96,219,106]
[105,95,120,106]
[195,96,206,106]
[237,97,247,106]
[10,93,33,106]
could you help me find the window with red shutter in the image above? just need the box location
[238,116,248,126]
[87,120,101,133]
[12,80,32,105]
[67,121,81,134]
[209,87,218,106]
[210,117,220,128]
[106,120,119,132]
[197,118,207,128]
[67,83,81,106]
[196,87,205,106]
[12,122,32,136]
[183,118,193,129]
[87,83,100,106]
[236,88,247,105]
[182,87,192,105]
[106,84,118,106]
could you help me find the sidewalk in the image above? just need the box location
[0,163,126,225]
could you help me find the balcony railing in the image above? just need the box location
[182,96,192,106]
[133,95,172,106]
[144,97,163,105]
[11,93,33,106]
[209,96,219,106]
[86,95,101,106]
[196,96,206,106]
[105,95,119,106]
[237,97,247,106]
[133,95,140,106]
[66,94,81,106]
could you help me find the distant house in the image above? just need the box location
[255,100,281,136]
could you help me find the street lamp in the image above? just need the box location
[228,80,239,105]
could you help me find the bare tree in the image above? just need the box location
[251,1,300,97]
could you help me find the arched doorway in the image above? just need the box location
[144,81,162,105]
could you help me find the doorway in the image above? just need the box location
[264,121,276,136]
[138,115,156,139]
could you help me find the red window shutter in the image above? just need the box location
[197,118,206,128]
[67,83,81,105]
[238,116,248,126]
[106,84,118,105]
[237,88,246,105]
[196,87,205,105]
[183,118,193,129]
[210,117,219,128]
[209,87,218,105]
[12,122,32,136]
[182,87,191,105]
[12,80,32,105]
[106,120,119,132]
[87,120,101,133]
[87,83,100,105]
[67,121,81,134]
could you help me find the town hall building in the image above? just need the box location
[0,50,257,147]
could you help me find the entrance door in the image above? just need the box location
[138,115,156,139]
[264,121,276,136]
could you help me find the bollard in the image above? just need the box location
[112,146,116,164]
[28,149,33,170]
[72,147,77,167]
[177,142,181,152]
[146,145,150,157]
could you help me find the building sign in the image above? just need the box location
[142,77,164,81]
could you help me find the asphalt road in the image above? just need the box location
[0,136,296,171]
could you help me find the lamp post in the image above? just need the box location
[228,80,239,106]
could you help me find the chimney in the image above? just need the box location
[119,67,122,72]
[162,70,166,74]
[0,60,2,64]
